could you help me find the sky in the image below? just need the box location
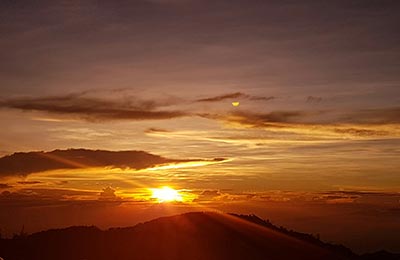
[0,0,399,253]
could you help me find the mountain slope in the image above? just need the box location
[0,212,396,260]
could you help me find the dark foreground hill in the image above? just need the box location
[0,212,399,260]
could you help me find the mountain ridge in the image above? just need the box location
[0,212,399,260]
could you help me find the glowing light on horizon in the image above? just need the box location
[150,186,183,202]
[232,101,240,107]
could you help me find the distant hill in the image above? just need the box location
[0,212,399,260]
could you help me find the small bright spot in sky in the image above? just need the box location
[232,102,240,107]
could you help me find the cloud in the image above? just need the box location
[194,190,222,201]
[200,108,400,138]
[197,92,245,102]
[316,191,400,205]
[192,189,400,206]
[99,187,120,201]
[332,128,391,137]
[200,110,305,126]
[339,107,400,124]
[234,111,305,124]
[249,96,275,102]
[17,181,43,185]
[196,92,274,103]
[0,183,12,189]
[204,107,400,125]
[306,96,322,103]
[0,95,187,121]
[144,127,171,134]
[0,188,123,208]
[0,148,195,177]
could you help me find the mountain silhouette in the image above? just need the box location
[0,212,399,260]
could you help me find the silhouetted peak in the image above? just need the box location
[0,212,398,260]
[361,250,400,260]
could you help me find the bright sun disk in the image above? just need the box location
[151,187,182,202]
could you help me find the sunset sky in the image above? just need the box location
[0,0,399,253]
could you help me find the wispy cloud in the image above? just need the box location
[196,92,274,103]
[200,108,400,138]
[0,183,12,189]
[17,181,43,185]
[339,107,400,124]
[0,188,125,208]
[144,127,171,134]
[204,107,400,126]
[192,189,400,206]
[0,94,187,121]
[199,110,307,126]
[306,96,323,103]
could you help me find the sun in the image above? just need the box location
[232,101,240,107]
[150,187,183,202]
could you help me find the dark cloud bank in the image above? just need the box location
[0,149,205,176]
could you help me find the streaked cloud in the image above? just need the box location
[0,149,200,176]
[192,189,400,206]
[17,181,43,185]
[0,95,187,121]
[339,107,400,124]
[144,158,230,171]
[144,127,171,134]
[0,188,124,208]
[306,96,323,103]
[200,108,400,138]
[0,183,12,189]
[206,107,400,125]
[196,92,274,103]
